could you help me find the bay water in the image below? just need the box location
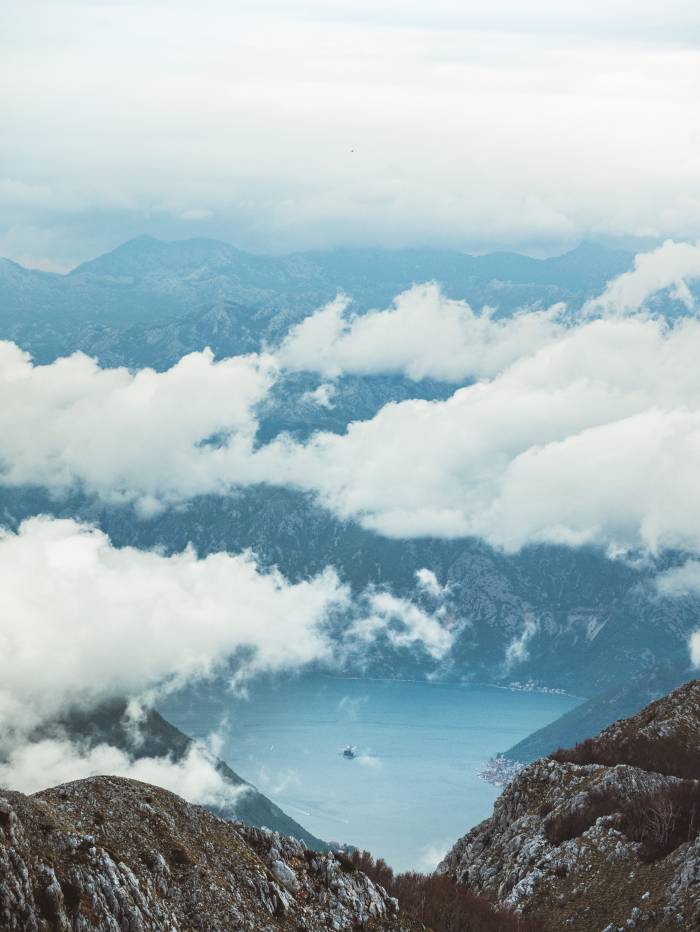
[160,675,579,871]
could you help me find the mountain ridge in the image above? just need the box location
[440,679,700,929]
[0,774,421,932]
[0,236,635,363]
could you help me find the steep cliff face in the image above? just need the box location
[440,680,700,931]
[0,776,420,932]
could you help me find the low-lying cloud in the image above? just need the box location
[655,562,700,670]
[504,616,538,669]
[0,516,347,743]
[584,240,700,316]
[4,248,700,560]
[657,561,700,599]
[259,313,700,551]
[0,738,246,805]
[0,342,275,514]
[278,285,564,382]
[0,516,452,797]
[348,591,455,661]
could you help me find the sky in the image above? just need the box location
[2,0,700,270]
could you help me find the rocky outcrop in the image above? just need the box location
[0,775,420,931]
[440,680,700,930]
[596,678,700,748]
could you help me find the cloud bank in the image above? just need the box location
[278,286,564,382]
[265,314,700,549]
[655,561,700,669]
[348,591,455,660]
[0,739,245,804]
[0,343,274,513]
[4,2,700,267]
[0,516,452,797]
[5,251,700,558]
[0,516,347,742]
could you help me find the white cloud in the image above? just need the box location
[7,252,700,560]
[657,560,700,598]
[656,562,700,669]
[258,313,700,552]
[691,633,700,668]
[0,738,246,807]
[278,285,565,382]
[348,591,454,660]
[0,343,275,510]
[0,515,347,743]
[301,382,337,408]
[584,240,700,316]
[415,568,445,598]
[504,616,538,668]
[0,515,451,796]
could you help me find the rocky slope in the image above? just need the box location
[0,775,422,931]
[440,679,700,930]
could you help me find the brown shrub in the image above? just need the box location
[543,788,620,845]
[349,849,394,890]
[542,776,700,861]
[550,734,700,780]
[349,850,534,932]
[169,844,194,867]
[620,781,700,861]
[60,878,82,913]
[547,729,700,859]
[333,850,358,874]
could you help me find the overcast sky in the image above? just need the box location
[2,0,700,269]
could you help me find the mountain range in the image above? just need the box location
[2,235,700,791]
[0,236,633,364]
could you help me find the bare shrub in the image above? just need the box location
[544,788,620,845]
[542,778,700,860]
[349,849,534,932]
[333,850,358,873]
[548,729,700,859]
[620,781,700,861]
[551,734,700,780]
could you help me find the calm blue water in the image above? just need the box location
[160,675,579,871]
